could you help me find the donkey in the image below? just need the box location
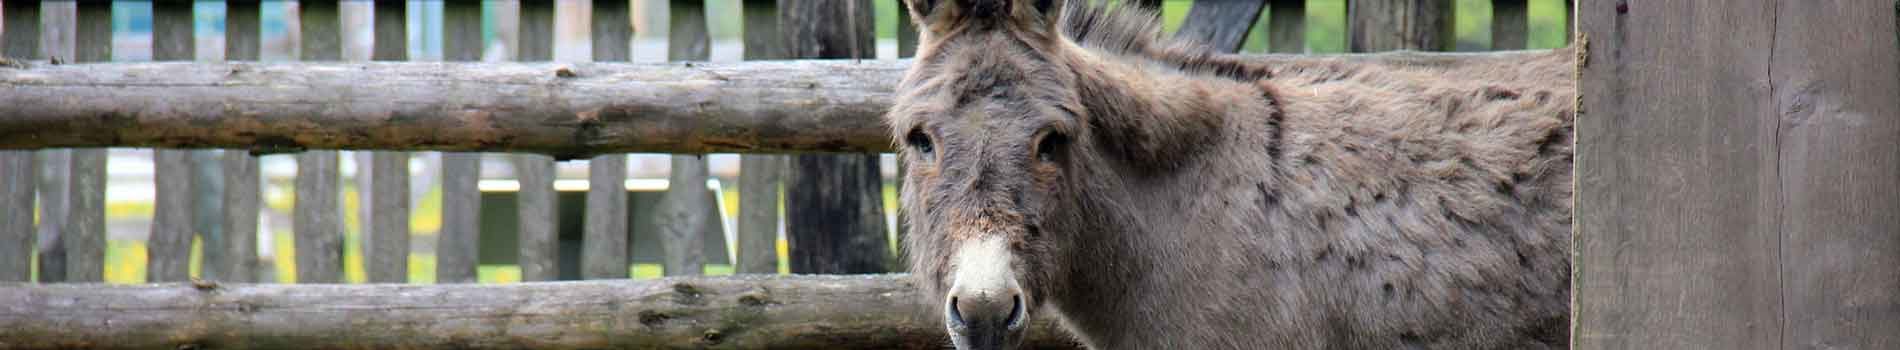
[891,0,1574,349]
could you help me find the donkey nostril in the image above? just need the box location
[1004,294,1025,329]
[946,296,968,328]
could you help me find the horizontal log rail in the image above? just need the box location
[0,50,1566,157]
[0,274,1082,349]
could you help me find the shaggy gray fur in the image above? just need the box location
[892,0,1574,348]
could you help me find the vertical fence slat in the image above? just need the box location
[361,0,410,284]
[190,151,226,280]
[294,2,344,284]
[434,1,484,284]
[657,0,712,277]
[895,0,916,58]
[33,3,73,282]
[145,2,196,283]
[220,0,262,284]
[1174,0,1267,53]
[1564,0,1573,44]
[511,1,558,282]
[1267,0,1305,53]
[63,0,110,283]
[782,0,892,274]
[1491,0,1527,50]
[1346,0,1451,52]
[736,0,784,275]
[0,0,44,282]
[583,0,632,280]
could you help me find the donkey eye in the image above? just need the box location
[1036,132,1067,162]
[907,129,935,155]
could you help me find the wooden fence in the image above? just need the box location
[8,1,1892,349]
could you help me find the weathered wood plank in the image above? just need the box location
[1346,0,1451,52]
[146,1,196,283]
[61,0,110,283]
[436,1,484,284]
[583,155,629,279]
[362,0,410,284]
[737,0,785,275]
[300,1,341,61]
[509,1,557,283]
[1174,0,1267,53]
[0,152,30,282]
[583,0,633,280]
[894,0,916,58]
[292,151,342,284]
[1267,1,1304,55]
[190,151,226,280]
[1770,2,1900,347]
[2,1,41,59]
[1563,0,1573,44]
[1573,1,1780,349]
[0,51,1563,155]
[781,0,892,274]
[34,150,69,282]
[1491,0,1527,50]
[227,1,260,61]
[221,150,261,283]
[659,0,712,277]
[0,274,1081,349]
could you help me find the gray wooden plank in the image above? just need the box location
[146,1,196,283]
[0,152,30,282]
[1573,1,1781,348]
[293,151,342,284]
[894,0,915,58]
[737,0,784,275]
[148,150,194,283]
[657,0,712,277]
[221,151,260,283]
[227,1,260,61]
[2,1,41,59]
[300,1,341,61]
[583,155,628,279]
[41,1,73,61]
[364,0,410,284]
[1267,0,1304,54]
[780,0,891,274]
[1770,2,1900,347]
[518,0,553,61]
[436,1,484,284]
[592,0,631,62]
[1174,0,1267,53]
[35,150,69,282]
[1491,0,1526,50]
[61,1,110,283]
[583,0,633,280]
[372,0,406,61]
[190,151,226,280]
[1346,0,1451,52]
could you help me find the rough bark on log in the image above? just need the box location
[0,50,1567,155]
[0,274,1082,349]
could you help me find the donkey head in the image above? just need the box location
[891,0,1246,348]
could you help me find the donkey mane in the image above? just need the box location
[1060,1,1272,82]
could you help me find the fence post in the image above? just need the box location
[436,0,484,284]
[1267,0,1305,53]
[736,0,785,275]
[0,0,43,282]
[218,1,262,284]
[584,0,633,280]
[353,0,413,284]
[781,0,893,274]
[657,0,712,277]
[1175,0,1267,53]
[1346,0,1452,52]
[33,2,75,283]
[294,1,345,284]
[63,0,111,283]
[146,1,196,283]
[1491,0,1527,50]
[512,0,559,283]
[1574,1,1900,348]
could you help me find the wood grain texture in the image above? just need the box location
[0,274,1082,349]
[61,0,110,283]
[363,0,410,284]
[1346,0,1451,52]
[584,155,629,279]
[34,150,68,282]
[659,0,713,277]
[1173,0,1267,53]
[149,150,194,283]
[781,0,892,274]
[293,151,342,284]
[221,150,261,283]
[1266,0,1304,53]
[0,51,1563,155]
[0,152,30,282]
[190,151,226,280]
[436,1,485,284]
[1574,1,1780,349]
[738,0,786,275]
[1490,0,1526,50]
[513,154,557,282]
[593,0,632,62]
[1769,1,1900,348]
